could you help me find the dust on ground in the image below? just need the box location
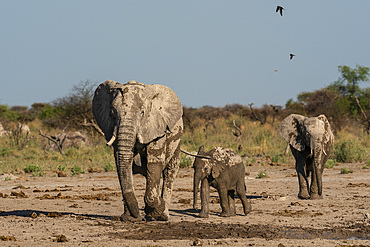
[0,162,369,246]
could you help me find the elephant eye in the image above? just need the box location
[141,110,144,116]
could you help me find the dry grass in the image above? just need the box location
[1,115,370,174]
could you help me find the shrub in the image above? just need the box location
[103,163,115,172]
[334,139,366,163]
[340,167,353,174]
[325,159,336,169]
[57,164,67,172]
[70,164,84,176]
[256,170,268,179]
[23,164,41,173]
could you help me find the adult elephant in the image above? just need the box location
[92,80,183,221]
[279,114,334,200]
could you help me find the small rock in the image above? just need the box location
[291,201,301,206]
[58,171,67,177]
[53,235,68,242]
[30,212,38,218]
[192,238,203,246]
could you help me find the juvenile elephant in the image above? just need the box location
[188,146,252,218]
[92,80,183,221]
[279,114,334,199]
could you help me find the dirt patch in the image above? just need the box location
[0,164,369,246]
[107,221,370,241]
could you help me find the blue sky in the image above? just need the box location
[1,1,370,108]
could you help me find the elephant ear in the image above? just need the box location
[140,84,183,144]
[305,114,333,150]
[92,80,119,142]
[278,114,307,151]
[211,165,224,179]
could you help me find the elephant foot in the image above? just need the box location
[220,211,230,217]
[123,192,140,218]
[298,192,310,200]
[144,199,168,221]
[120,213,143,222]
[198,211,209,218]
[310,194,323,200]
[243,203,252,215]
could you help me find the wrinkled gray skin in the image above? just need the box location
[92,80,183,221]
[279,114,334,200]
[193,146,252,218]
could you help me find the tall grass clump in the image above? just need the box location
[334,139,368,163]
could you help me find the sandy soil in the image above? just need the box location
[0,162,369,246]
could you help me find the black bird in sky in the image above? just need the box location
[276,6,284,16]
[290,54,295,60]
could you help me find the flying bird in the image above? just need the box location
[276,6,284,16]
[290,54,295,60]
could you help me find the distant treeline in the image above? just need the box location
[1,65,370,134]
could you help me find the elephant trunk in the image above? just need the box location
[193,172,202,210]
[115,120,140,218]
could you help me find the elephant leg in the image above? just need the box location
[292,148,310,199]
[161,141,181,218]
[219,185,230,217]
[144,140,167,221]
[310,157,323,199]
[228,190,236,216]
[199,178,210,218]
[236,183,252,216]
[296,162,310,199]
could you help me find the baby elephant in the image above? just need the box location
[191,146,252,218]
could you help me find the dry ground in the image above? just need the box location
[0,162,369,246]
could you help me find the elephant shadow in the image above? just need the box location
[170,194,261,218]
[0,209,114,221]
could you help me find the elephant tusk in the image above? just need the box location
[180,149,211,159]
[106,136,116,146]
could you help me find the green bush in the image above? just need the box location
[71,164,84,176]
[23,164,41,173]
[57,164,67,172]
[325,159,336,169]
[256,170,268,179]
[340,167,353,174]
[103,163,115,172]
[334,139,366,163]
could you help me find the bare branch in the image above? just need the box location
[248,103,265,125]
[351,96,370,134]
[81,119,105,137]
[38,129,66,155]
[232,120,242,138]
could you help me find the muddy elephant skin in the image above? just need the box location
[193,146,252,218]
[92,80,183,221]
[279,114,334,200]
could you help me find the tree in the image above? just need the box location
[330,65,370,97]
[51,80,97,129]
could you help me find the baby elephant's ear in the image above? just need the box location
[211,165,224,179]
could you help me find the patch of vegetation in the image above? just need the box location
[334,139,367,163]
[340,167,353,174]
[325,159,337,169]
[32,171,45,177]
[70,164,84,176]
[271,155,286,164]
[256,170,268,179]
[363,161,370,169]
[103,163,115,172]
[57,164,67,172]
[180,156,193,168]
[23,164,41,173]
